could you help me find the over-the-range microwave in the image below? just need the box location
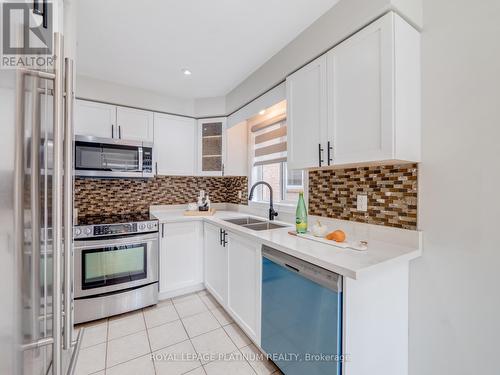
[74,135,154,178]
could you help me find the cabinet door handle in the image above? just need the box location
[155,162,158,175]
[118,125,122,139]
[162,223,164,238]
[318,143,324,167]
[221,163,224,176]
[222,230,228,247]
[219,228,223,245]
[111,125,114,138]
[327,141,333,166]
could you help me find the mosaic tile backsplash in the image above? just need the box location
[308,164,418,230]
[75,176,248,221]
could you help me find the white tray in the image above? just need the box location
[289,231,368,251]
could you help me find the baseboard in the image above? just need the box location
[158,283,205,300]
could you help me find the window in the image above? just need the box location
[250,101,304,205]
[252,162,304,204]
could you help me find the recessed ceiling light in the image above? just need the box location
[259,109,266,115]
[182,68,192,76]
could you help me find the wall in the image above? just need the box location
[194,96,226,118]
[309,164,418,230]
[77,76,228,119]
[225,0,422,113]
[74,176,247,220]
[76,0,423,117]
[76,75,196,116]
[411,1,500,374]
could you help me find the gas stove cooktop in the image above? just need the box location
[74,212,158,239]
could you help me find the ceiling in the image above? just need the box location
[76,0,339,99]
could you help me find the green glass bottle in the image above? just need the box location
[295,191,308,234]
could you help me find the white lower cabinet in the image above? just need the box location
[226,231,261,342]
[204,223,228,305]
[203,223,261,344]
[159,221,203,298]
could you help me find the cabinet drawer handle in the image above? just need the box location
[318,144,324,167]
[327,141,333,166]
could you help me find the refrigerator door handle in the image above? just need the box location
[30,76,41,345]
[66,329,84,375]
[52,32,64,375]
[16,60,57,354]
[63,57,74,351]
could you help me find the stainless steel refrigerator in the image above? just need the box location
[0,32,82,375]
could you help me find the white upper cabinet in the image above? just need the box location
[287,12,421,169]
[286,55,328,170]
[154,113,197,176]
[75,100,155,143]
[327,14,393,164]
[75,99,116,138]
[116,106,154,142]
[198,118,226,176]
[225,121,248,176]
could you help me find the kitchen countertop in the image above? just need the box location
[150,207,422,280]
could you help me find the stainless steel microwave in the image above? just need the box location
[75,135,154,178]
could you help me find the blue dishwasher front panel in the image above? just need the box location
[261,252,342,375]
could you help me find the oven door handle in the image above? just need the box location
[74,232,159,249]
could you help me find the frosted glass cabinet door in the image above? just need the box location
[198,118,226,176]
[75,99,116,138]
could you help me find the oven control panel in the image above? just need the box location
[74,220,159,239]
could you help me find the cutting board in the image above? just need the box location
[288,231,368,251]
[183,208,216,216]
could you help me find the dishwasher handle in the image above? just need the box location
[285,263,300,273]
[262,245,342,293]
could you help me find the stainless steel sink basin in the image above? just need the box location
[223,217,266,225]
[222,217,289,231]
[241,222,289,231]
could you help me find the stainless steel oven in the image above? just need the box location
[74,135,154,178]
[73,218,159,323]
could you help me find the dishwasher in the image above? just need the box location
[261,246,343,375]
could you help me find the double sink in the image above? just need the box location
[223,217,290,231]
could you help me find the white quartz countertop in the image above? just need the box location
[150,208,422,280]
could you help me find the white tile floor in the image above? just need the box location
[74,289,282,375]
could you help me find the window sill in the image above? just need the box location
[248,200,296,214]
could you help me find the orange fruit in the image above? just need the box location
[326,230,346,242]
